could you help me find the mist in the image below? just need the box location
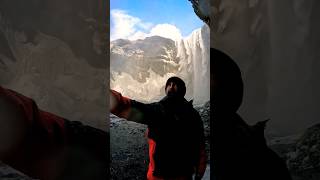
[212,0,320,136]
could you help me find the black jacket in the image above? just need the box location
[212,48,292,180]
[128,95,206,177]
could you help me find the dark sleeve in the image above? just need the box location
[110,89,161,125]
[0,85,66,141]
[128,100,161,125]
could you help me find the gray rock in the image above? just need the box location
[0,162,35,180]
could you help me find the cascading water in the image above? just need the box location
[213,0,320,136]
[176,24,210,105]
[110,24,210,105]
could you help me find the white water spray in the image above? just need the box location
[110,25,210,105]
[176,24,210,105]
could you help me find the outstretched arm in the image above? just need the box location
[110,90,159,125]
[110,90,132,119]
[0,86,66,153]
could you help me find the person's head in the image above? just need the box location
[165,76,186,98]
[212,48,243,112]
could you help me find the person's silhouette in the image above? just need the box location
[211,48,292,180]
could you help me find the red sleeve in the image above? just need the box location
[0,86,36,125]
[196,143,207,178]
[195,109,207,178]
[110,90,132,119]
[0,86,66,142]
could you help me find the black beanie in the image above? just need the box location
[165,76,186,97]
[212,48,243,112]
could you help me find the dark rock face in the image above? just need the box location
[287,124,320,179]
[189,0,210,25]
[269,123,320,180]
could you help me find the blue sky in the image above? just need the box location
[110,0,204,41]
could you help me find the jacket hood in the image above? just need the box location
[211,48,243,112]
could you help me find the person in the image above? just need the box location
[0,85,108,180]
[211,48,292,180]
[110,76,207,180]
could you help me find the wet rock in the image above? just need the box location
[269,123,320,180]
[0,162,34,180]
[286,124,320,179]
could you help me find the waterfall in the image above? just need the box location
[110,25,210,105]
[176,24,210,106]
[213,0,320,135]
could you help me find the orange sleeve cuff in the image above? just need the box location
[196,144,207,177]
[110,90,131,119]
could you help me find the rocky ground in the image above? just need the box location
[195,101,211,163]
[269,123,320,180]
[110,101,211,180]
[110,115,148,180]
